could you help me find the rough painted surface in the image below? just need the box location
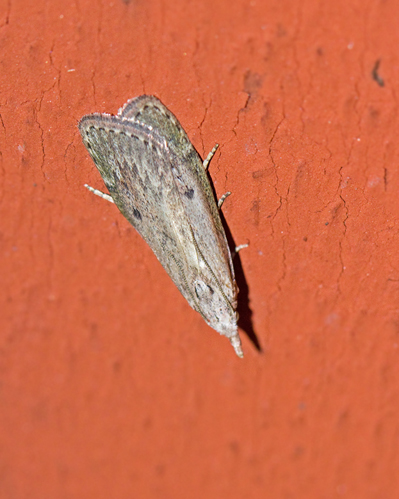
[1,0,399,497]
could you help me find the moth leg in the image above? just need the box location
[84,184,114,204]
[235,243,249,253]
[203,144,219,171]
[217,191,231,209]
[204,145,230,210]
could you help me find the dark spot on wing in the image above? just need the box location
[133,208,142,220]
[195,282,214,299]
[184,188,195,199]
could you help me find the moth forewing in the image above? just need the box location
[79,95,243,357]
[171,151,238,301]
[118,95,194,156]
[117,94,236,294]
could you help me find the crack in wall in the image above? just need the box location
[268,116,285,229]
[268,116,288,297]
[197,98,211,158]
[48,40,62,102]
[33,94,47,182]
[0,0,10,28]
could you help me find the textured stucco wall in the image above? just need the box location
[1,0,399,497]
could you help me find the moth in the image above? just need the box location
[79,95,243,357]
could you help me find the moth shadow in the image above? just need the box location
[218,206,262,354]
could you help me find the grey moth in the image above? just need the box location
[79,95,243,357]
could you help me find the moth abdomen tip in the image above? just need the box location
[230,335,244,358]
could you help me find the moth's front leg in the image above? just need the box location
[84,184,114,204]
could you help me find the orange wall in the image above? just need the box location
[1,0,399,497]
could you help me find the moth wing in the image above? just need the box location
[118,95,161,119]
[80,106,241,354]
[120,96,237,304]
[119,95,195,160]
[79,114,205,311]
